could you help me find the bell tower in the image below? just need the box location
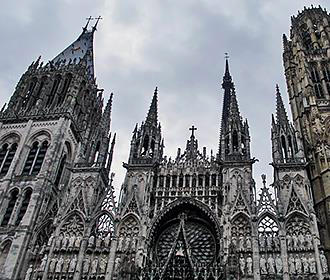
[283,5,330,262]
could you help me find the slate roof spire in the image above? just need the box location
[145,86,158,126]
[275,84,289,126]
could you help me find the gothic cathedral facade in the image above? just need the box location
[0,6,329,280]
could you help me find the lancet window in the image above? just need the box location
[46,75,61,107]
[1,189,19,226]
[258,215,280,252]
[310,65,324,98]
[21,78,37,108]
[22,140,49,176]
[0,143,18,177]
[15,188,32,225]
[57,73,72,106]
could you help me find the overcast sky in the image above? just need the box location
[0,1,328,199]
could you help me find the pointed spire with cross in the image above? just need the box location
[93,16,103,31]
[189,125,197,138]
[83,16,94,32]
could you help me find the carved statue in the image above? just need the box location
[49,258,57,273]
[292,234,299,251]
[61,235,69,250]
[56,235,63,248]
[246,256,253,275]
[295,255,302,274]
[39,254,48,271]
[55,257,64,273]
[309,254,317,273]
[68,256,77,273]
[267,255,275,274]
[274,254,282,274]
[68,235,76,248]
[320,250,329,273]
[246,236,252,251]
[47,234,54,247]
[25,264,33,280]
[266,234,273,250]
[104,234,111,247]
[259,234,266,249]
[117,236,124,251]
[301,254,309,274]
[91,257,99,274]
[114,256,121,273]
[273,235,280,251]
[287,235,293,250]
[260,255,267,274]
[83,257,90,274]
[238,235,244,252]
[298,234,305,250]
[75,235,81,248]
[88,235,95,247]
[63,258,71,273]
[99,258,107,274]
[306,234,313,249]
[239,255,245,274]
[288,255,296,274]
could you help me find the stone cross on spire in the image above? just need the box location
[189,125,197,137]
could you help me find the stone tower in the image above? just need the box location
[283,5,330,263]
[0,19,116,280]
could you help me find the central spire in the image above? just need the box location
[145,86,158,126]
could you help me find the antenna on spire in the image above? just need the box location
[83,16,94,32]
[93,16,103,32]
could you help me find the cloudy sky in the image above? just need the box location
[0,1,328,199]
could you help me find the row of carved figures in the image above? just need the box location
[117,235,139,252]
[286,233,314,251]
[48,234,112,251]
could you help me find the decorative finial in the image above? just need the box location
[189,125,197,137]
[93,16,103,31]
[83,16,94,32]
[224,52,230,60]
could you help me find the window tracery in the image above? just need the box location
[15,188,32,225]
[1,189,19,226]
[22,140,49,176]
[0,142,18,177]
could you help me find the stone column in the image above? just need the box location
[252,222,261,280]
[279,228,289,280]
[73,237,88,280]
[105,236,118,279]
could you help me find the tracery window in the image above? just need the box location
[57,73,72,106]
[311,66,324,98]
[0,143,18,177]
[46,75,61,107]
[15,189,32,225]
[231,215,251,238]
[1,189,19,226]
[0,241,11,272]
[54,155,66,187]
[94,214,114,240]
[22,140,49,176]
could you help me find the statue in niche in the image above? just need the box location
[320,250,329,274]
[275,254,283,274]
[49,258,57,273]
[289,255,296,274]
[96,237,102,247]
[246,236,252,251]
[68,256,77,273]
[246,256,253,275]
[117,236,124,251]
[124,236,131,252]
[273,235,280,251]
[292,234,299,251]
[104,234,111,247]
[295,254,302,274]
[91,257,99,274]
[239,255,245,274]
[301,254,309,274]
[39,254,48,271]
[260,255,267,274]
[287,235,293,250]
[55,256,64,273]
[56,235,63,248]
[61,235,69,250]
[68,235,76,248]
[298,234,305,250]
[88,235,95,247]
[99,258,107,274]
[74,235,81,248]
[309,254,317,273]
[306,234,313,249]
[47,234,54,247]
[25,264,33,280]
[63,258,71,273]
[83,257,90,274]
[114,256,121,273]
[259,234,266,249]
[266,234,273,251]
[238,235,244,252]
[231,236,237,248]
[267,255,275,274]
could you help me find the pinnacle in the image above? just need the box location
[275,84,289,126]
[229,87,240,118]
[145,87,158,126]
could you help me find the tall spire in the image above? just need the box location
[275,84,289,126]
[229,87,240,119]
[51,19,97,80]
[221,57,234,129]
[145,87,158,126]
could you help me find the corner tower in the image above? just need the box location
[283,6,330,262]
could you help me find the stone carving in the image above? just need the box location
[289,255,296,274]
[83,257,90,274]
[56,235,63,248]
[246,236,252,251]
[301,254,309,274]
[295,254,302,274]
[287,235,293,250]
[306,234,313,249]
[238,235,244,251]
[260,255,267,274]
[267,255,275,274]
[47,234,54,247]
[91,257,99,274]
[96,237,102,247]
[246,256,253,275]
[273,235,280,251]
[68,256,77,273]
[88,235,95,247]
[239,255,245,274]
[25,264,33,280]
[320,251,329,273]
[271,255,280,275]
[49,258,57,273]
[309,254,317,273]
[74,235,81,248]
[266,235,273,251]
[259,234,266,249]
[104,234,111,247]
[55,256,64,273]
[99,257,107,274]
[68,235,76,248]
[298,234,305,250]
[62,236,69,250]
[292,234,299,251]
[39,254,48,271]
